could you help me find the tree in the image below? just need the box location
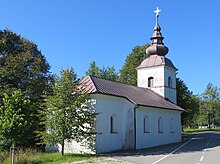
[0,90,30,151]
[118,43,201,128]
[86,61,99,77]
[0,29,52,149]
[200,83,220,128]
[119,44,149,85]
[176,78,200,128]
[86,61,119,81]
[37,68,97,156]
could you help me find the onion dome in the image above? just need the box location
[146,7,169,56]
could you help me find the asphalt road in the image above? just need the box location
[112,131,220,164]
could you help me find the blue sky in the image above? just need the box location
[0,0,219,95]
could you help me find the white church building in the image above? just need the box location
[63,8,184,154]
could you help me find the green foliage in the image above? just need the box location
[176,78,200,128]
[119,44,149,85]
[182,127,220,135]
[0,29,52,149]
[0,90,30,150]
[86,61,119,81]
[37,68,97,155]
[200,83,220,127]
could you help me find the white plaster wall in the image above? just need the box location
[94,94,135,153]
[136,106,182,149]
[137,65,177,104]
[60,140,95,154]
[53,98,97,154]
[164,66,177,104]
[53,93,181,154]
[137,66,164,93]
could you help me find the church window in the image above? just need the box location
[168,76,172,88]
[170,118,175,133]
[148,77,154,87]
[143,115,149,133]
[110,114,117,133]
[158,117,163,133]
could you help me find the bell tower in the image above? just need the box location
[137,7,177,104]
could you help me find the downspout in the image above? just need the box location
[134,104,139,150]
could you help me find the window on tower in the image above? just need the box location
[148,77,154,87]
[168,76,172,88]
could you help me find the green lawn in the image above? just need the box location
[1,151,97,164]
[182,127,220,135]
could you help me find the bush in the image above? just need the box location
[0,151,10,162]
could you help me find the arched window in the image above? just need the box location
[168,76,172,88]
[170,118,175,133]
[148,77,154,87]
[110,114,117,133]
[158,117,163,133]
[143,115,149,133]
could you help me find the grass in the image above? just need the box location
[182,127,220,135]
[1,149,97,164]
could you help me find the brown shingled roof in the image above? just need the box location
[78,76,183,111]
[137,55,177,70]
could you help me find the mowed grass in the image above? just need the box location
[182,127,220,135]
[31,152,95,164]
[1,151,97,164]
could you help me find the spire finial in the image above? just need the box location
[154,7,161,17]
[146,7,169,56]
[154,7,161,24]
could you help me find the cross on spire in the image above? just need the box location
[154,7,161,17]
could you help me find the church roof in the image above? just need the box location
[78,76,183,111]
[137,55,177,70]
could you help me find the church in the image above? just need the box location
[62,8,184,154]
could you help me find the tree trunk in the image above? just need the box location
[11,142,15,164]
[208,112,211,129]
[61,139,64,156]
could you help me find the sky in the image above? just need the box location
[0,0,219,95]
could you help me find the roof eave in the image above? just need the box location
[90,92,183,112]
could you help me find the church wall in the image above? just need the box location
[136,106,181,149]
[94,94,135,153]
[53,98,97,154]
[137,65,177,104]
[137,66,165,97]
[164,66,177,104]
[52,94,135,154]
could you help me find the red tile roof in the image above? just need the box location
[78,76,184,111]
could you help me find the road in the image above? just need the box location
[111,131,220,164]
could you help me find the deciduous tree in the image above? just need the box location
[176,78,200,128]
[38,68,97,156]
[200,83,220,128]
[86,61,119,81]
[119,44,149,85]
[0,29,52,149]
[0,90,30,150]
